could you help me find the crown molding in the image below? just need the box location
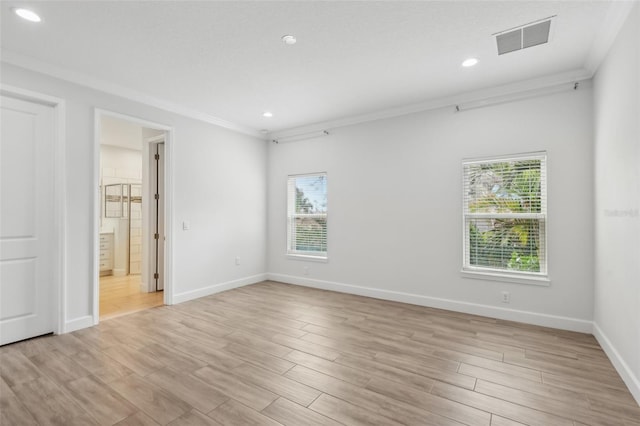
[268,68,593,140]
[584,0,636,75]
[1,50,263,139]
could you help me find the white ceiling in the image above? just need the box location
[0,1,626,136]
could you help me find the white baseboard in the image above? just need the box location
[112,269,126,277]
[173,273,267,304]
[63,315,94,333]
[593,322,640,405]
[267,273,593,333]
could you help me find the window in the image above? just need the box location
[287,173,327,259]
[462,152,547,280]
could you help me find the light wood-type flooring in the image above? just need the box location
[100,274,164,320]
[1,281,638,425]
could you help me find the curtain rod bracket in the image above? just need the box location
[574,82,579,90]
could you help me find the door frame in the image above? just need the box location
[144,135,165,293]
[92,109,174,325]
[1,84,66,335]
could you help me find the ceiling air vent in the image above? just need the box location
[495,17,554,55]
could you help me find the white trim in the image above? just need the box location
[286,254,329,263]
[172,274,267,304]
[93,109,175,325]
[1,50,262,139]
[461,270,550,286]
[3,49,595,142]
[592,322,640,405]
[0,85,67,335]
[64,315,95,333]
[267,70,592,140]
[584,1,637,75]
[267,273,593,333]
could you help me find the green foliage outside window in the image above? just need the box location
[289,174,327,255]
[466,158,544,273]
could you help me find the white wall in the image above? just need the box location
[268,87,594,331]
[101,115,143,150]
[593,3,640,404]
[1,62,267,330]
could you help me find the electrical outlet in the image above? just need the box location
[235,256,240,265]
[501,291,510,303]
[303,266,309,275]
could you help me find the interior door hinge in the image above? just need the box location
[154,233,159,240]
[154,193,159,200]
[155,154,160,160]
[154,273,159,279]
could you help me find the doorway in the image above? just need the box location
[94,112,171,321]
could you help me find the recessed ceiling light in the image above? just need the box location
[263,111,273,118]
[462,58,479,67]
[14,8,41,23]
[281,35,297,45]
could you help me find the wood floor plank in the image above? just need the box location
[431,380,574,426]
[459,363,590,408]
[0,349,42,387]
[166,410,223,426]
[146,367,229,414]
[208,399,283,426]
[0,376,38,425]
[223,342,295,375]
[65,375,138,425]
[138,343,207,373]
[334,353,436,393]
[225,330,293,358]
[71,347,134,384]
[102,344,166,377]
[503,350,627,390]
[113,411,160,426]
[542,371,639,406]
[308,393,405,426]
[2,280,636,426]
[587,396,640,423]
[490,414,527,425]
[365,375,491,426]
[434,348,543,382]
[29,349,92,384]
[231,363,322,407]
[193,366,279,411]
[475,380,624,426]
[11,376,99,425]
[300,331,378,359]
[284,350,371,387]
[108,374,191,425]
[270,332,340,361]
[285,365,466,426]
[262,397,342,426]
[373,351,476,389]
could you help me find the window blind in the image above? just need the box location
[462,153,547,275]
[287,173,327,257]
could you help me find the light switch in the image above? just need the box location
[183,221,190,230]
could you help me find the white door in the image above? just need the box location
[0,95,56,345]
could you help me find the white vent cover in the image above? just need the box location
[495,17,553,55]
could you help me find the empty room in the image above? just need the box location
[1,1,639,425]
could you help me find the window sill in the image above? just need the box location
[461,269,550,286]
[287,254,328,263]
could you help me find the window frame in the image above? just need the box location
[286,172,328,261]
[461,152,549,285]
